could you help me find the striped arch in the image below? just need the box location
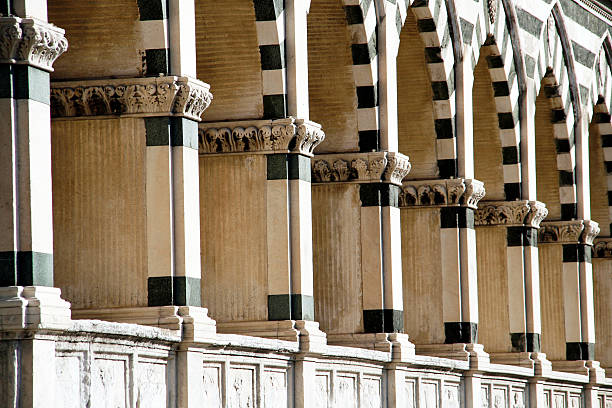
[136,0,170,76]
[475,0,523,200]
[586,35,612,124]
[342,0,379,151]
[253,0,288,119]
[531,5,580,221]
[407,0,458,178]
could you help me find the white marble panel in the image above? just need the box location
[228,366,256,408]
[91,358,128,408]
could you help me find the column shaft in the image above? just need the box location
[266,153,314,321]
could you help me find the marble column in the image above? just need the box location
[474,200,548,365]
[399,178,487,358]
[539,220,599,362]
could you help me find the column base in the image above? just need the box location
[416,343,490,367]
[489,352,551,369]
[71,306,217,343]
[552,360,606,382]
[0,286,71,331]
[327,332,415,360]
[216,320,327,352]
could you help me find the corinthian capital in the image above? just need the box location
[539,220,600,245]
[399,178,485,209]
[51,76,212,121]
[594,238,612,258]
[475,200,548,228]
[199,117,325,157]
[0,17,68,72]
[311,151,410,185]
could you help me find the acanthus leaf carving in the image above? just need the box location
[0,17,67,72]
[594,239,612,258]
[311,151,409,185]
[51,76,212,121]
[539,220,600,245]
[200,118,324,156]
[474,201,548,227]
[400,179,485,209]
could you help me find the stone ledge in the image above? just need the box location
[326,332,415,361]
[312,151,411,186]
[0,286,71,331]
[399,178,485,209]
[50,76,212,121]
[199,117,325,157]
[71,306,217,343]
[539,220,600,245]
[475,200,548,228]
[216,320,327,353]
[0,16,68,72]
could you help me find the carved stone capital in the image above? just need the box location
[539,220,600,245]
[199,117,325,157]
[311,151,410,186]
[0,17,68,72]
[594,238,612,258]
[51,76,212,121]
[475,200,548,228]
[399,178,485,209]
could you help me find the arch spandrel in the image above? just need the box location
[195,0,264,121]
[308,0,359,153]
[48,0,143,80]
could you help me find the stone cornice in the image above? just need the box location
[475,200,548,228]
[398,178,486,209]
[50,76,212,121]
[199,117,325,157]
[311,152,411,186]
[594,238,612,258]
[0,17,67,72]
[539,220,600,245]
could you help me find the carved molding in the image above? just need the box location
[594,238,612,258]
[51,76,212,121]
[487,0,497,24]
[199,117,325,157]
[311,151,410,186]
[539,220,600,245]
[0,17,68,72]
[475,200,548,228]
[399,178,485,209]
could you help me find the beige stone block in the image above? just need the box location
[401,208,445,344]
[199,155,268,322]
[52,118,147,309]
[312,184,363,334]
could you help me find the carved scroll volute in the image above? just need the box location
[0,17,68,71]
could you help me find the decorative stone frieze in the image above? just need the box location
[475,201,548,228]
[0,16,68,72]
[199,117,325,157]
[593,238,612,258]
[539,220,600,245]
[398,178,486,209]
[311,151,411,186]
[50,76,212,121]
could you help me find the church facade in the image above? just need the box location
[3,0,612,406]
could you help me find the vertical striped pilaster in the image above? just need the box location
[254,0,288,119]
[507,226,541,352]
[441,206,479,343]
[540,220,599,361]
[563,241,596,360]
[137,0,170,76]
[266,153,314,321]
[360,183,404,333]
[0,64,53,287]
[145,117,201,307]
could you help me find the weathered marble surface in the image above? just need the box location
[1,315,611,408]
